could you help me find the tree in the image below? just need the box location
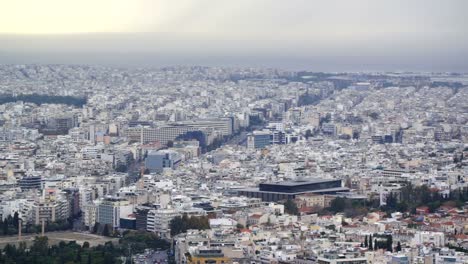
[330,197,346,212]
[369,112,379,120]
[170,214,210,237]
[304,129,313,139]
[374,239,378,251]
[368,235,373,250]
[284,199,299,215]
[13,212,19,229]
[92,222,100,234]
[2,218,8,235]
[386,235,393,252]
[31,236,49,256]
[166,140,174,148]
[364,235,368,248]
[0,230,160,263]
[396,241,402,252]
[102,224,111,237]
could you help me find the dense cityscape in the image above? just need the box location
[0,64,466,263]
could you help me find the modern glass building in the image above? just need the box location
[238,178,348,202]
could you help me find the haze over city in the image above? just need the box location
[0,1,468,264]
[1,0,467,71]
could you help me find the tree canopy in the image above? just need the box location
[169,214,210,237]
[0,94,87,107]
[0,231,170,264]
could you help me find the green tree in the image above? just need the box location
[92,222,100,234]
[102,224,111,237]
[2,218,8,235]
[386,235,393,252]
[170,214,210,237]
[330,197,346,212]
[284,199,299,215]
[13,212,19,229]
[396,241,402,252]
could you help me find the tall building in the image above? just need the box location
[31,189,69,225]
[19,176,42,190]
[147,208,179,239]
[63,188,80,218]
[247,131,271,149]
[145,150,182,173]
[97,196,131,229]
[83,203,98,229]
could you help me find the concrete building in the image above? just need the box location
[147,208,179,239]
[238,178,348,202]
[247,131,271,149]
[97,196,131,229]
[145,150,182,173]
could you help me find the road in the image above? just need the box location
[225,131,248,146]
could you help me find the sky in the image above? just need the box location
[1,0,467,72]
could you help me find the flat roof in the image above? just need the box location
[260,178,339,186]
[238,187,349,195]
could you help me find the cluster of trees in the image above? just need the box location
[325,197,371,218]
[304,129,314,139]
[176,131,206,149]
[0,231,170,264]
[361,234,401,252]
[119,230,170,255]
[298,92,321,106]
[0,213,72,236]
[248,115,264,127]
[169,214,210,236]
[384,184,468,214]
[0,94,87,107]
[324,184,468,218]
[0,237,118,264]
[206,137,225,152]
[284,199,299,215]
[91,223,115,237]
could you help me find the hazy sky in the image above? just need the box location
[1,0,467,71]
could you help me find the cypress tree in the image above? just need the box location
[386,235,393,252]
[396,241,402,252]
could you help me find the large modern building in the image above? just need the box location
[145,150,182,173]
[238,178,349,202]
[146,208,179,238]
[176,117,234,136]
[19,176,42,190]
[97,196,132,229]
[125,125,202,145]
[247,131,271,149]
[31,190,69,225]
